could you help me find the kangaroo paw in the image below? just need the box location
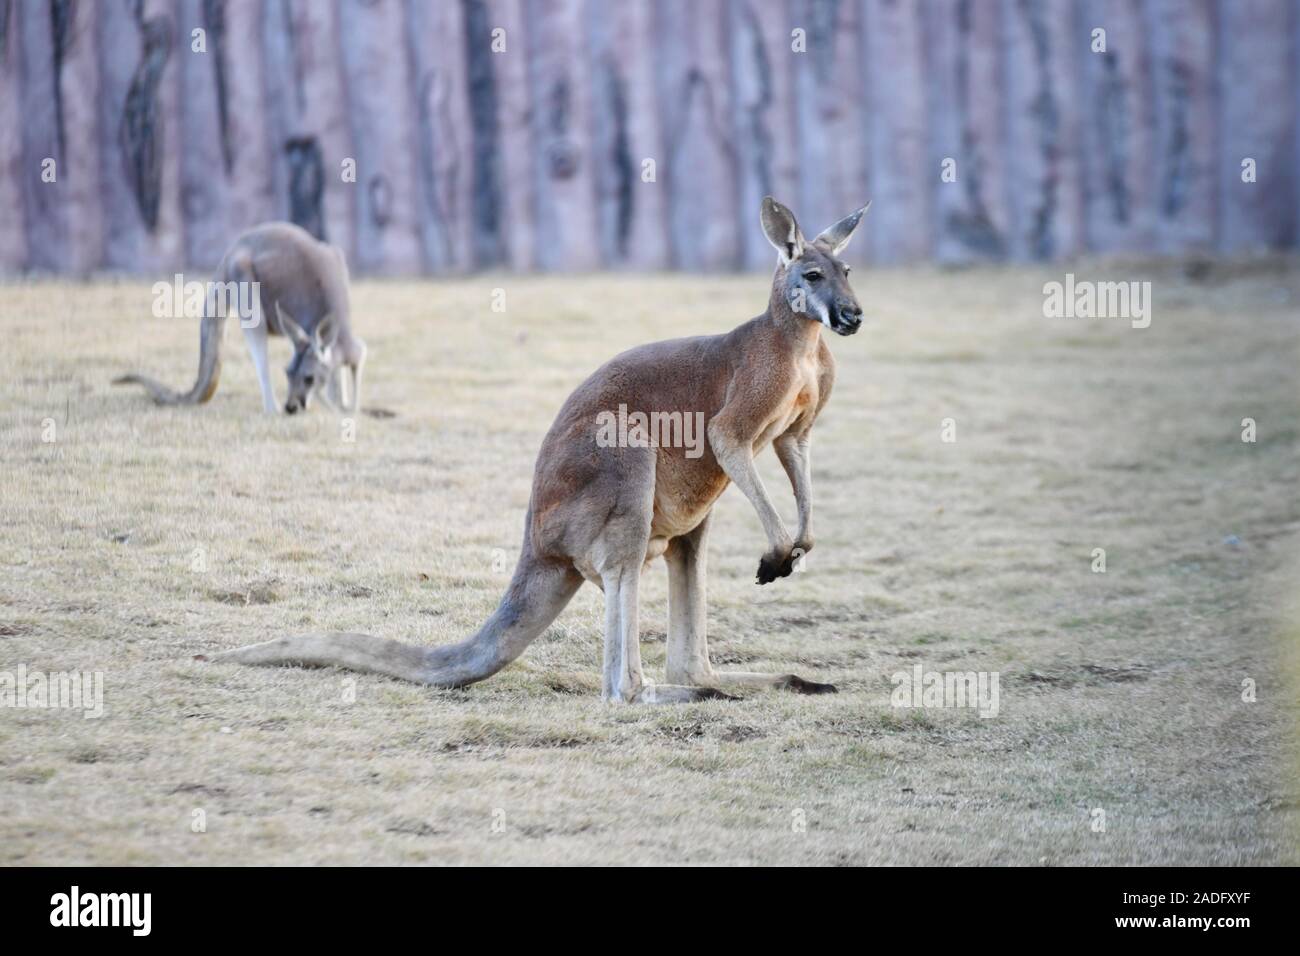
[756,551,796,585]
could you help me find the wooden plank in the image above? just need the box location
[729,0,800,270]
[999,0,1088,259]
[288,0,356,257]
[338,0,421,274]
[18,0,65,271]
[0,0,28,271]
[790,0,868,258]
[179,0,232,270]
[484,0,536,270]
[56,0,104,273]
[601,0,670,269]
[149,0,186,274]
[92,0,184,274]
[221,0,274,255]
[927,0,1010,263]
[1077,0,1156,254]
[864,0,930,263]
[653,0,740,269]
[407,0,475,271]
[460,0,507,268]
[261,0,297,228]
[586,0,666,268]
[1216,0,1297,251]
[96,0,143,270]
[1145,0,1216,252]
[525,0,601,271]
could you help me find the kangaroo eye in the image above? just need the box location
[303,375,315,387]
[804,270,823,282]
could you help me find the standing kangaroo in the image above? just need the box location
[115,222,366,415]
[218,198,868,703]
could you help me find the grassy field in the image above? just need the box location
[1,262,1297,865]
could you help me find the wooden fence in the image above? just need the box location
[0,0,1296,274]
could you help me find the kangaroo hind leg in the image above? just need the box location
[665,514,836,695]
[345,339,366,413]
[598,553,735,705]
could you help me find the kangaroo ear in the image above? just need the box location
[276,302,310,347]
[814,201,871,256]
[315,313,338,351]
[760,196,806,265]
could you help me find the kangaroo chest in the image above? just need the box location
[753,352,823,451]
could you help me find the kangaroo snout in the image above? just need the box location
[833,303,863,335]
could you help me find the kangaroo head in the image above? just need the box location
[761,197,871,336]
[278,305,338,415]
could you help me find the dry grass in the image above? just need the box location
[1,261,1298,865]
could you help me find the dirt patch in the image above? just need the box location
[385,818,443,837]
[542,672,599,695]
[207,583,281,606]
[720,724,766,743]
[655,719,710,742]
[1012,662,1153,688]
[168,783,231,798]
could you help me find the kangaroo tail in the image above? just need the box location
[115,262,245,405]
[114,311,226,404]
[213,552,582,687]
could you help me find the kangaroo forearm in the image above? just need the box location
[774,434,813,543]
[717,450,792,550]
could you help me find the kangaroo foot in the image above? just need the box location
[775,674,838,694]
[696,671,838,694]
[627,683,742,704]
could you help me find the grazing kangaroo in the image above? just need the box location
[218,198,868,703]
[115,222,366,415]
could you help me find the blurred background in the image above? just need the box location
[0,0,1297,276]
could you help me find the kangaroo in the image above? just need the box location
[217,198,869,703]
[115,222,366,415]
